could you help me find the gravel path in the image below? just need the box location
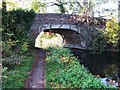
[25,48,46,89]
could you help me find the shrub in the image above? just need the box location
[2,9,35,40]
[91,28,106,53]
[91,18,120,53]
[105,18,120,51]
[2,8,35,56]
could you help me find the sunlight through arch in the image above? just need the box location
[35,31,65,48]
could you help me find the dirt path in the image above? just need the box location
[25,48,46,88]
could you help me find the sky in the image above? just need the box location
[93,2,118,19]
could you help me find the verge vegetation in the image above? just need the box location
[45,47,113,88]
[2,6,35,89]
[2,54,34,88]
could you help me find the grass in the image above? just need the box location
[45,47,114,88]
[2,53,34,89]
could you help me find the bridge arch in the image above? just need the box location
[29,13,104,49]
[35,28,87,49]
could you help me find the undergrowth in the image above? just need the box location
[45,47,114,88]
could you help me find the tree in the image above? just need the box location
[54,1,66,13]
[2,0,7,13]
[31,0,46,13]
[78,0,94,16]
[2,0,18,11]
[54,0,94,15]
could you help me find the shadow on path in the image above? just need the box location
[25,48,46,88]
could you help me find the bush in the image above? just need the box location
[45,47,113,88]
[2,8,35,56]
[91,28,106,53]
[91,18,120,53]
[105,18,120,51]
[2,9,35,40]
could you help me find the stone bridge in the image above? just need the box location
[29,13,105,49]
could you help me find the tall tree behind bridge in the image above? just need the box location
[54,0,94,16]
[54,0,67,14]
[82,0,93,17]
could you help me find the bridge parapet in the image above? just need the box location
[33,13,106,25]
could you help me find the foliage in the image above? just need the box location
[35,32,63,49]
[91,18,120,53]
[45,47,113,88]
[51,0,94,15]
[79,0,94,16]
[54,0,67,14]
[31,0,46,13]
[4,1,18,11]
[2,54,26,68]
[2,8,35,56]
[105,18,120,48]
[91,28,107,53]
[2,9,35,40]
[41,32,58,39]
[2,55,33,88]
[1,3,35,89]
[21,40,29,53]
